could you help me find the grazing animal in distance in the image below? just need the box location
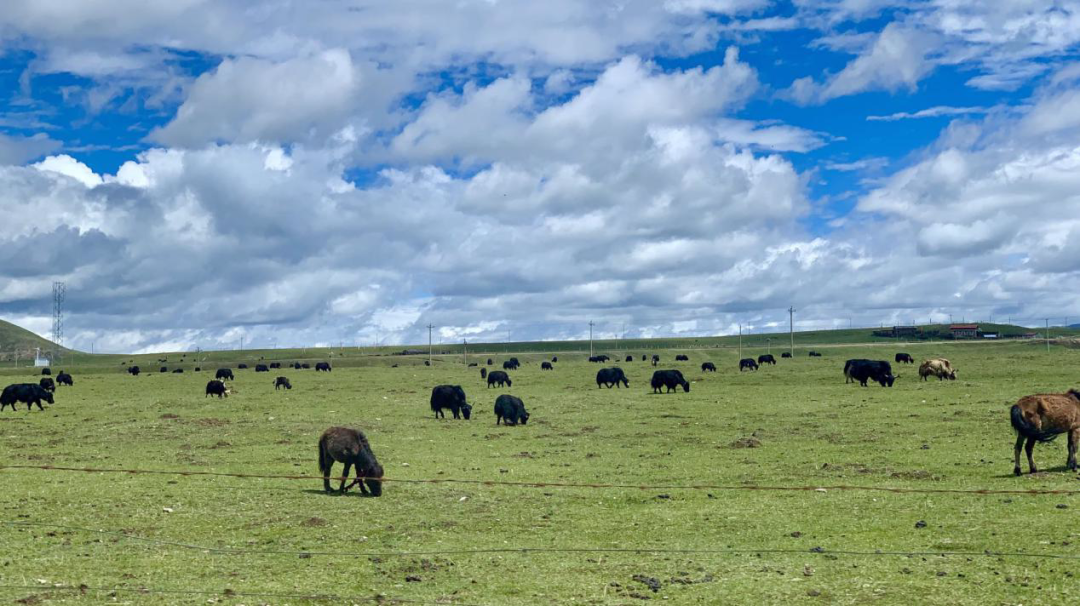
[487,371,512,388]
[41,368,51,376]
[315,362,331,372]
[1,384,54,411]
[480,367,487,379]
[642,354,647,361]
[895,353,915,364]
[318,426,383,496]
[430,385,472,419]
[781,352,792,358]
[194,367,201,372]
[551,356,558,363]
[1010,390,1080,475]
[216,368,234,381]
[269,362,281,369]
[758,354,776,366]
[301,363,311,369]
[541,361,553,370]
[159,367,168,373]
[739,358,758,372]
[424,361,430,366]
[255,364,269,372]
[651,355,660,366]
[237,363,248,369]
[808,351,822,357]
[274,376,292,390]
[468,363,478,367]
[675,354,689,361]
[503,360,517,370]
[625,355,634,362]
[487,358,493,366]
[596,367,629,388]
[494,395,529,425]
[919,358,956,381]
[293,362,303,370]
[55,372,73,386]
[651,370,690,393]
[39,378,56,392]
[701,362,717,372]
[205,380,229,398]
[172,368,184,374]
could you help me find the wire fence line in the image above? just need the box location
[0,583,473,605]
[3,464,1079,496]
[6,520,1080,563]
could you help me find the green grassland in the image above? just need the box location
[1,339,1079,604]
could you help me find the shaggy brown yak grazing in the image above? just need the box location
[1010,390,1080,475]
[318,427,383,496]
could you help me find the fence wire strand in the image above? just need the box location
[2,463,1079,496]
[6,520,1080,562]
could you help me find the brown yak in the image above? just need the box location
[1010,390,1080,475]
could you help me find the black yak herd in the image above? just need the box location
[18,342,1080,487]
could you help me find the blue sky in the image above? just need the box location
[2,1,1080,352]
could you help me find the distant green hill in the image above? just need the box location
[0,318,67,360]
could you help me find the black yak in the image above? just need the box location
[651,370,689,393]
[56,371,73,386]
[255,364,269,372]
[895,353,915,364]
[541,362,553,370]
[758,354,776,365]
[480,367,487,379]
[487,371,512,388]
[39,377,56,392]
[1,383,54,411]
[596,367,629,388]
[274,376,292,390]
[205,380,229,398]
[675,354,689,361]
[216,368,234,381]
[701,362,717,372]
[318,426,383,496]
[430,385,472,419]
[494,395,529,425]
[315,362,331,372]
[625,355,634,362]
[739,358,758,372]
[237,363,248,369]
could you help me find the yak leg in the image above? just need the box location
[1068,429,1079,472]
[339,461,352,493]
[1013,434,1025,476]
[1026,437,1038,474]
[323,462,334,493]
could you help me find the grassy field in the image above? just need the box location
[1,340,1078,604]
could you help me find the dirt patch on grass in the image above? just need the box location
[194,418,229,427]
[730,436,762,448]
[301,517,328,527]
[159,413,180,420]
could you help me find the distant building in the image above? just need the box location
[1022,332,1039,339]
[950,324,979,339]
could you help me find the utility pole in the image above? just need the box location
[589,321,595,357]
[463,339,467,366]
[738,323,743,360]
[428,324,434,367]
[1046,318,1051,353]
[788,307,795,357]
[240,335,244,351]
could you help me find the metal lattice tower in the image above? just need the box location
[52,282,65,357]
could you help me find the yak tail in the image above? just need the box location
[318,436,331,475]
[1010,405,1058,442]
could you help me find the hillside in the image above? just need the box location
[0,318,66,359]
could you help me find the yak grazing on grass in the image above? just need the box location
[651,370,689,393]
[55,371,73,386]
[739,358,758,372]
[596,367,629,388]
[1,383,54,411]
[318,426,383,496]
[430,385,472,419]
[494,395,530,425]
[274,376,292,390]
[216,368,234,381]
[701,362,717,372]
[205,380,229,398]
[1011,390,1080,475]
[487,371,512,388]
[39,377,56,392]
